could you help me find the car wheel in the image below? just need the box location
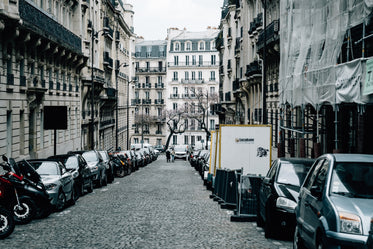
[264,208,274,238]
[293,225,306,249]
[0,207,15,239]
[102,173,108,186]
[316,232,327,249]
[256,211,264,228]
[87,178,93,193]
[13,196,35,224]
[68,188,76,206]
[55,190,66,212]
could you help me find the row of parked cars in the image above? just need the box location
[256,154,373,249]
[0,146,158,239]
[189,150,373,249]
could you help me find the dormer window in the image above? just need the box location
[199,41,205,51]
[174,42,180,51]
[186,41,192,51]
[210,40,215,50]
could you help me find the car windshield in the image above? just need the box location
[33,162,60,175]
[98,151,109,161]
[65,156,79,169]
[330,162,373,198]
[277,162,312,187]
[82,151,98,163]
[174,146,187,152]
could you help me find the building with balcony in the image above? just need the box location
[133,39,167,146]
[0,0,86,159]
[166,28,220,147]
[81,0,135,151]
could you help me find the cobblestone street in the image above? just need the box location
[1,156,292,249]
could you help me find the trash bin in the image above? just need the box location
[220,169,239,209]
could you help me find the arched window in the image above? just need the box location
[185,41,191,51]
[199,41,205,51]
[174,42,180,51]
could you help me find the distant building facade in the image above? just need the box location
[133,39,167,146]
[166,28,220,147]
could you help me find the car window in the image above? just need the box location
[82,151,98,162]
[331,162,373,198]
[65,156,79,170]
[311,160,330,194]
[34,162,60,175]
[277,162,312,186]
[303,159,325,190]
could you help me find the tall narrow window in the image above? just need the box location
[20,110,25,155]
[191,71,196,80]
[210,71,215,81]
[192,55,196,65]
[185,71,189,80]
[211,55,216,65]
[198,71,203,80]
[173,72,178,81]
[199,55,203,65]
[174,56,179,66]
[7,111,12,157]
[185,55,189,65]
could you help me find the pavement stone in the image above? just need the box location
[1,155,292,249]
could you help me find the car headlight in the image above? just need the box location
[276,197,297,211]
[45,183,57,191]
[339,212,362,235]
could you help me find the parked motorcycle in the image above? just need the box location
[0,170,16,239]
[1,156,52,223]
[109,154,126,178]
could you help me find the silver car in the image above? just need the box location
[28,159,75,211]
[294,154,373,249]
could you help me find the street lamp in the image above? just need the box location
[115,62,129,151]
[90,23,108,150]
[127,79,137,150]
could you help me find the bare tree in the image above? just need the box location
[186,88,218,146]
[164,107,187,150]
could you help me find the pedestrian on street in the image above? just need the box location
[171,149,175,162]
[166,149,171,162]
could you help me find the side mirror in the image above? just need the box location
[2,155,8,162]
[310,185,323,199]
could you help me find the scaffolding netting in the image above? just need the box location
[279,0,373,108]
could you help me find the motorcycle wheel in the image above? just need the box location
[115,167,125,178]
[13,196,35,224]
[0,207,15,239]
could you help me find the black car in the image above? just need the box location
[69,150,107,188]
[98,151,114,183]
[257,157,315,239]
[48,154,93,196]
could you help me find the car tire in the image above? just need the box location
[264,208,274,238]
[256,211,264,228]
[87,178,93,193]
[79,182,85,197]
[102,173,108,186]
[293,225,306,249]
[0,207,15,239]
[316,232,327,249]
[68,188,76,206]
[13,196,35,224]
[55,190,66,212]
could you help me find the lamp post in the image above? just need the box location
[115,62,129,151]
[90,23,108,150]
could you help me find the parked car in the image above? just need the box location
[257,157,315,238]
[294,154,373,249]
[27,159,75,211]
[154,145,165,153]
[98,150,114,183]
[69,150,107,188]
[48,154,93,196]
[134,150,145,167]
[173,145,189,160]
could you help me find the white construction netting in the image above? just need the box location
[279,0,373,108]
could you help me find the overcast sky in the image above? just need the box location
[132,0,222,40]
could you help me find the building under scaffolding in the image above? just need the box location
[278,0,373,157]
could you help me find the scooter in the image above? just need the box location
[0,160,16,238]
[1,156,52,223]
[109,154,126,178]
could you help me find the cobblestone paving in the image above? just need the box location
[1,155,292,249]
